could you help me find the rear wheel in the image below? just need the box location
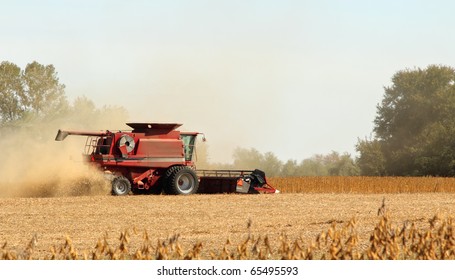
[164,166,199,195]
[111,176,131,196]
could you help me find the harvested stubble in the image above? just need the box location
[2,179,455,260]
[269,176,455,193]
[2,212,455,260]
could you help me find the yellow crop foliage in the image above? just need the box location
[2,213,455,260]
[268,176,455,193]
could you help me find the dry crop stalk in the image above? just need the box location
[4,213,455,260]
[268,176,455,194]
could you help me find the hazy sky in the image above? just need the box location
[3,1,455,163]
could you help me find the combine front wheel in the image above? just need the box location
[164,166,199,195]
[111,176,131,196]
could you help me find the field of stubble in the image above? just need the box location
[1,192,455,259]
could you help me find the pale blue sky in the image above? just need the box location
[2,1,455,162]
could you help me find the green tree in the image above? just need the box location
[298,157,328,176]
[0,61,24,123]
[296,152,359,176]
[22,61,68,118]
[0,60,69,124]
[355,137,386,176]
[232,147,264,170]
[231,147,283,176]
[261,152,283,177]
[367,64,455,176]
[326,152,360,176]
[72,95,97,115]
[281,159,299,177]
[61,95,129,130]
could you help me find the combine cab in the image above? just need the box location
[55,123,278,195]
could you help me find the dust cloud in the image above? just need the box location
[0,104,129,198]
[0,49,289,198]
[78,49,287,164]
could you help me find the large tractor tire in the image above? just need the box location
[164,166,199,195]
[111,176,131,196]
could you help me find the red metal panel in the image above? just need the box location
[135,138,184,158]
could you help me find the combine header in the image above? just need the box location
[55,123,278,195]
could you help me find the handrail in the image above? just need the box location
[196,169,254,178]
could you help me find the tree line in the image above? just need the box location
[0,61,67,124]
[0,61,128,132]
[200,64,455,177]
[356,65,455,176]
[195,146,359,177]
[2,61,455,177]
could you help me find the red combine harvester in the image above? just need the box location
[55,123,278,195]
